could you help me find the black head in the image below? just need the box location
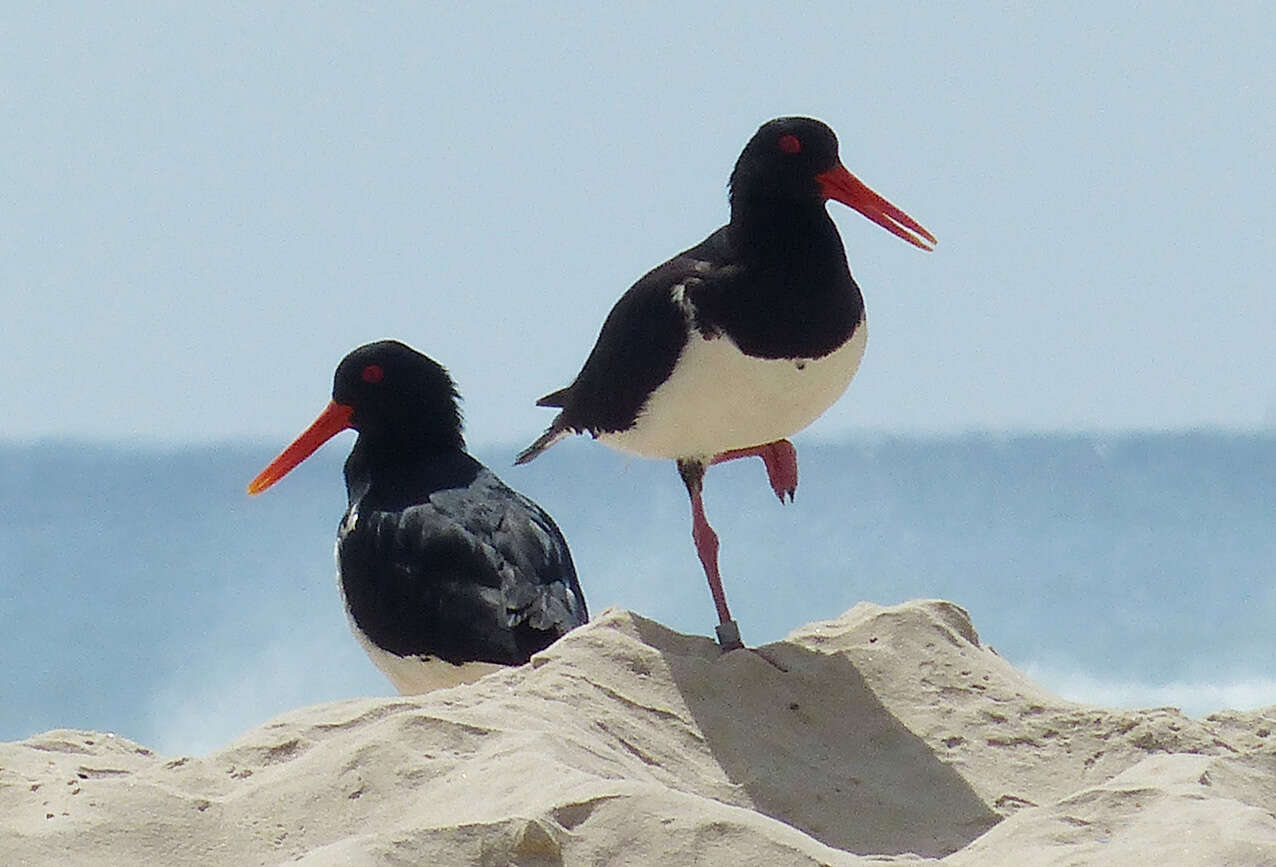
[332,340,463,447]
[729,116,937,251]
[729,117,842,204]
[248,340,463,495]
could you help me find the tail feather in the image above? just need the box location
[535,387,570,408]
[515,426,570,465]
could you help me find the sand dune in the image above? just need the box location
[4,600,1275,864]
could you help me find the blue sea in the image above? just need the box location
[2,433,1273,755]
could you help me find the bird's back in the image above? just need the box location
[338,452,587,668]
[519,219,866,462]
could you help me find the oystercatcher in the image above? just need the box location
[249,340,588,693]
[516,117,933,650]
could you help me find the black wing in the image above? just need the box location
[338,468,586,666]
[516,227,735,462]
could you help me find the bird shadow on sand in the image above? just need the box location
[631,616,1001,859]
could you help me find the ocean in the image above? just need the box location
[2,432,1272,755]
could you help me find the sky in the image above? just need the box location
[3,3,1274,445]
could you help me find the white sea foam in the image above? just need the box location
[1023,662,1276,718]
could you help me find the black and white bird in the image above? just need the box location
[250,340,588,693]
[516,117,933,650]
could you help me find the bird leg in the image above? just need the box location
[711,439,798,503]
[677,458,743,651]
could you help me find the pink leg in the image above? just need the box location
[689,485,729,623]
[677,459,743,651]
[711,439,798,503]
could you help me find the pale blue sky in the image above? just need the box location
[4,3,1274,444]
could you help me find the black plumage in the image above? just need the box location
[251,340,587,691]
[338,448,583,665]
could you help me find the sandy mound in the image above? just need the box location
[3,600,1275,865]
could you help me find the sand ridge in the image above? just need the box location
[3,600,1275,865]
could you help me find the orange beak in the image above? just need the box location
[247,401,354,495]
[816,163,936,251]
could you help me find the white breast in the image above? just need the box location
[335,547,503,695]
[601,317,867,460]
[357,635,503,694]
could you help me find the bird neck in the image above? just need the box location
[343,431,471,507]
[728,197,848,275]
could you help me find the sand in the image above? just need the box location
[3,600,1274,865]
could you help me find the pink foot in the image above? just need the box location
[712,439,798,503]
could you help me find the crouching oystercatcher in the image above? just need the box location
[250,340,588,692]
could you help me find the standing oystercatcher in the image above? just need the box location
[249,340,588,693]
[516,117,933,650]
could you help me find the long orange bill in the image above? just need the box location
[816,163,937,252]
[247,401,354,495]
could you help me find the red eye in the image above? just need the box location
[361,364,384,384]
[778,134,802,154]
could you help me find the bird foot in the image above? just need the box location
[712,440,798,503]
[760,440,798,502]
[715,620,744,652]
[712,626,788,672]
